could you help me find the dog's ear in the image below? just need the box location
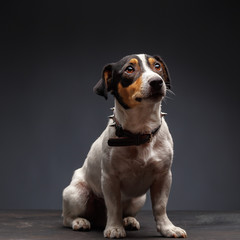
[154,55,171,89]
[93,64,113,99]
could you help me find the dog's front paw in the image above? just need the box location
[72,218,91,231]
[104,226,126,238]
[158,224,187,238]
[123,217,140,230]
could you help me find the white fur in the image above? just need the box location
[62,55,187,238]
[138,54,161,82]
[137,54,166,101]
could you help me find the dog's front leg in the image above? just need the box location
[150,170,187,238]
[102,173,126,238]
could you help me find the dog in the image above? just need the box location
[62,54,187,238]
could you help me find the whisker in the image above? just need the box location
[163,97,168,105]
[165,95,174,101]
[167,89,176,96]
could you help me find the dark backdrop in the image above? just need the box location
[0,0,239,210]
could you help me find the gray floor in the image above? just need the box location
[0,210,239,239]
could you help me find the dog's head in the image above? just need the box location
[93,54,171,109]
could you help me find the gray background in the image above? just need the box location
[1,0,239,211]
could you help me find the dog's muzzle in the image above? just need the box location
[148,78,165,99]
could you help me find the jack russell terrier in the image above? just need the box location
[62,54,187,238]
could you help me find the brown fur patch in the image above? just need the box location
[148,57,168,82]
[118,77,143,108]
[129,58,139,65]
[148,57,155,66]
[160,63,168,82]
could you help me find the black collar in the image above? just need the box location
[107,113,164,147]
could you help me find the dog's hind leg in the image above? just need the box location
[62,170,92,231]
[122,194,146,230]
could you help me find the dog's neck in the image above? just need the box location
[113,100,162,134]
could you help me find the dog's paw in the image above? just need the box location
[104,226,126,238]
[72,218,91,231]
[158,224,187,238]
[123,217,140,230]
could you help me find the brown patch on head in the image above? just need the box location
[159,62,169,85]
[129,58,139,65]
[127,58,140,73]
[148,57,155,66]
[153,55,171,89]
[118,76,143,108]
[148,57,161,72]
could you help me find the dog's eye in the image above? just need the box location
[154,63,161,71]
[125,66,135,74]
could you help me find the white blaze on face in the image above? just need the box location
[137,54,162,83]
[137,54,165,97]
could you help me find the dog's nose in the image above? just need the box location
[149,79,163,90]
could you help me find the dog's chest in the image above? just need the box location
[111,143,170,197]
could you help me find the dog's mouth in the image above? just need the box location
[148,91,163,99]
[135,91,163,102]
